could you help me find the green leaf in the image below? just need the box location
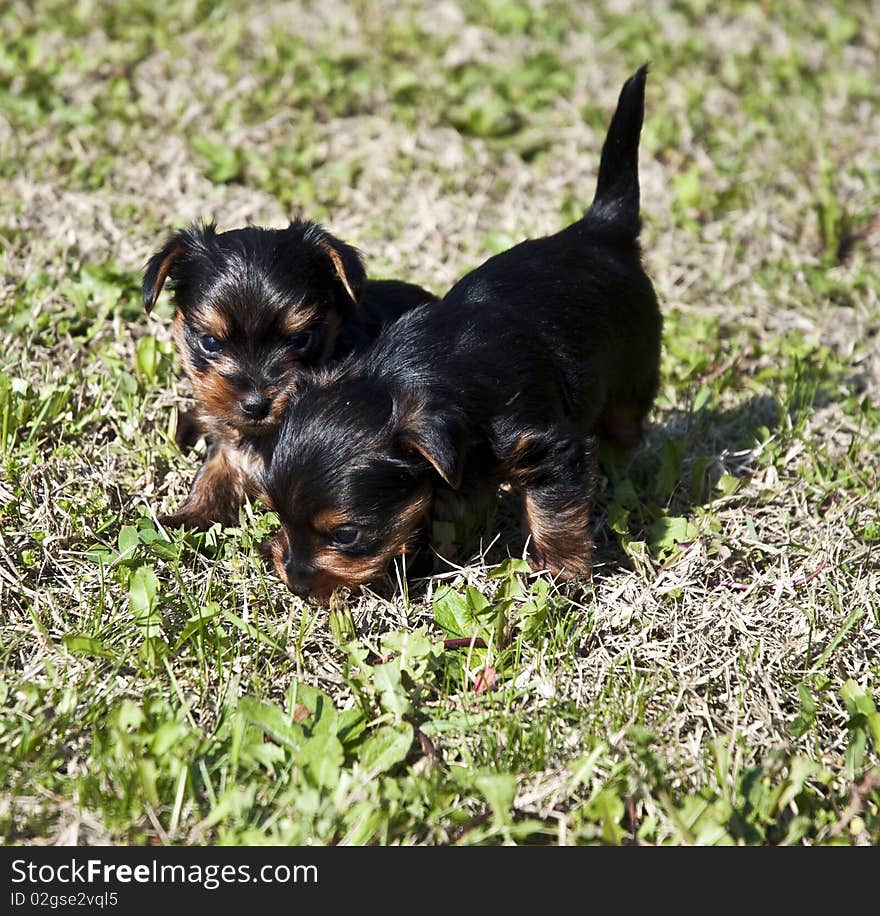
[433,585,478,638]
[371,660,410,717]
[867,712,880,750]
[466,585,490,615]
[298,733,344,788]
[329,606,356,645]
[114,699,144,733]
[475,772,517,827]
[359,723,413,775]
[221,609,287,655]
[569,744,608,789]
[607,501,630,536]
[381,628,435,668]
[150,720,187,757]
[117,525,139,556]
[845,727,867,781]
[674,167,702,210]
[715,474,741,497]
[811,608,866,671]
[63,634,115,659]
[336,707,367,747]
[139,637,169,667]
[613,477,639,510]
[128,565,160,634]
[488,558,531,578]
[135,335,159,386]
[655,437,684,500]
[693,385,712,413]
[201,787,257,830]
[290,682,338,736]
[841,679,876,718]
[237,696,303,752]
[789,682,819,738]
[649,516,698,554]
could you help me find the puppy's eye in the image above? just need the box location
[330,525,360,549]
[199,334,222,354]
[287,331,312,352]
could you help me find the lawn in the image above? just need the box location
[1,0,878,845]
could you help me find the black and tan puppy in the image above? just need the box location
[264,66,661,599]
[143,220,435,529]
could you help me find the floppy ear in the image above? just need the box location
[399,412,464,490]
[142,235,187,314]
[317,235,366,307]
[142,223,215,314]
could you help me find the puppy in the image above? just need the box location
[143,220,435,529]
[264,66,662,599]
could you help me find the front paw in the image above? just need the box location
[527,545,592,581]
[159,510,220,532]
[173,408,205,452]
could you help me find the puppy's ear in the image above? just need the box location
[143,236,187,314]
[399,410,464,490]
[313,232,367,307]
[142,223,213,314]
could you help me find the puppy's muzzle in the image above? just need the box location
[283,557,316,598]
[238,392,271,422]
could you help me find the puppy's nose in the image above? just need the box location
[287,581,312,599]
[284,560,315,598]
[239,392,271,421]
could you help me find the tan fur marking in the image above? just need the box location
[279,302,321,335]
[319,238,359,305]
[522,491,592,580]
[309,550,391,598]
[504,431,542,480]
[192,306,230,341]
[172,310,190,372]
[270,529,289,582]
[400,433,460,489]
[145,245,185,313]
[161,443,246,529]
[277,487,433,600]
[395,393,463,488]
[192,371,241,427]
[312,507,349,536]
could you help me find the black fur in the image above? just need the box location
[265,66,662,598]
[142,219,436,529]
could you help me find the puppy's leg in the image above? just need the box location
[160,443,245,530]
[507,427,597,579]
[173,407,205,452]
[595,400,646,449]
[597,366,660,449]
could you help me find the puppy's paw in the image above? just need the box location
[527,546,592,581]
[159,510,219,532]
[173,408,205,452]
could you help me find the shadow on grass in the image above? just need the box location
[589,392,782,579]
[414,392,783,590]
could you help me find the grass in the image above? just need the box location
[1,0,879,845]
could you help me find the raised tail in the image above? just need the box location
[584,64,648,242]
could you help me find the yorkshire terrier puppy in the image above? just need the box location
[143,220,435,529]
[264,66,662,599]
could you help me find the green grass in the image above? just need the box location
[1,0,879,845]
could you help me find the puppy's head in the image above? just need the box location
[143,220,366,436]
[264,371,464,600]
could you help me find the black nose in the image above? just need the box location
[284,560,315,598]
[287,581,312,599]
[239,392,271,421]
